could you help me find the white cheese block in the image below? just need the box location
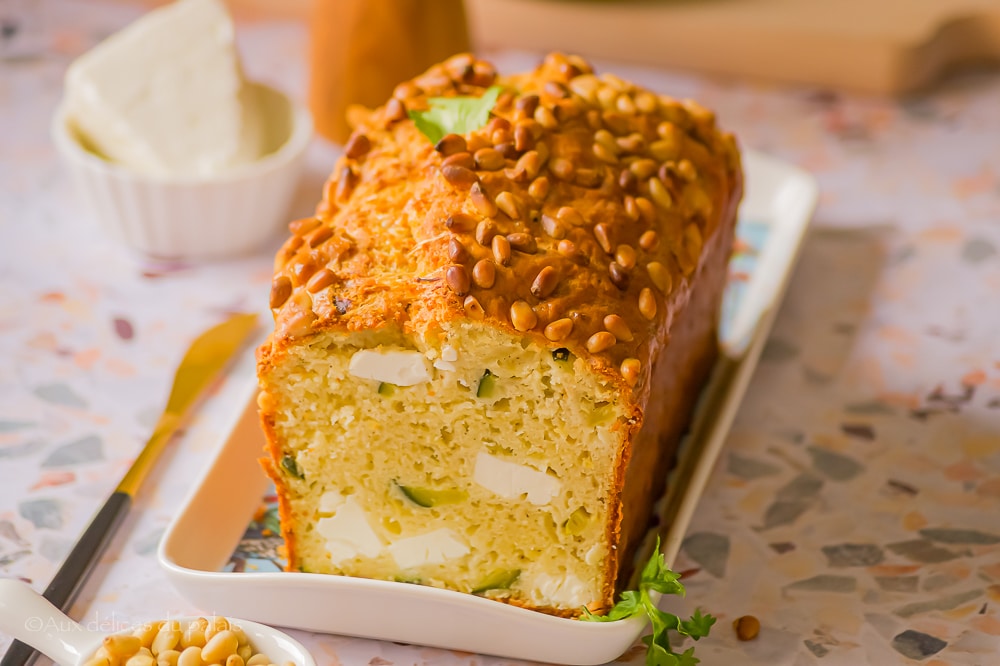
[349,349,431,386]
[316,495,384,564]
[529,572,592,608]
[473,452,561,505]
[388,528,470,569]
[64,0,262,177]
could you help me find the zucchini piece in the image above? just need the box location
[472,569,521,594]
[476,369,497,398]
[377,382,396,396]
[398,484,469,507]
[280,455,304,479]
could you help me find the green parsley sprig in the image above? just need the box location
[582,539,716,666]
[408,86,503,144]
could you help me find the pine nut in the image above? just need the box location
[106,636,143,659]
[634,91,658,114]
[492,234,511,265]
[441,165,478,189]
[650,138,681,162]
[609,262,630,290]
[133,623,161,647]
[515,150,541,180]
[534,105,558,129]
[177,646,202,666]
[245,656,270,666]
[639,230,659,251]
[126,653,155,666]
[225,656,244,666]
[151,627,181,656]
[587,331,616,353]
[434,133,467,156]
[306,268,336,293]
[593,142,618,164]
[593,223,613,254]
[442,152,475,170]
[463,295,485,319]
[201,631,238,664]
[448,238,469,263]
[510,301,537,331]
[623,196,640,222]
[615,244,637,270]
[446,213,476,232]
[236,647,252,664]
[618,169,637,193]
[635,197,657,225]
[616,94,636,114]
[470,182,497,217]
[639,288,657,320]
[495,191,520,219]
[531,266,559,298]
[84,657,111,666]
[473,148,504,171]
[604,314,634,342]
[544,317,573,341]
[557,206,584,227]
[446,265,471,296]
[575,168,602,188]
[541,215,566,239]
[181,624,206,649]
[621,358,641,386]
[475,219,497,246]
[528,176,550,201]
[629,159,658,180]
[648,177,674,209]
[157,651,181,666]
[506,232,537,254]
[647,262,671,292]
[344,133,371,159]
[472,259,496,288]
[549,157,575,181]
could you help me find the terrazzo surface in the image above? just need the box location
[2,2,999,665]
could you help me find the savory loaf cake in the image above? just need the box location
[257,52,742,617]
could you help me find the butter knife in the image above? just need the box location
[1,312,258,666]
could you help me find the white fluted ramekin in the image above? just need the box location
[51,82,312,261]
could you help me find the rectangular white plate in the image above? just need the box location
[158,150,818,665]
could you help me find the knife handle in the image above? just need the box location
[1,492,133,666]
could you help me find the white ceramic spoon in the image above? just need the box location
[0,579,315,666]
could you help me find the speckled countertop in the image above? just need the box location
[2,3,1000,666]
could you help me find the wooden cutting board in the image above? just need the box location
[464,0,1000,95]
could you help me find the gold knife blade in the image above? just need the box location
[117,312,258,496]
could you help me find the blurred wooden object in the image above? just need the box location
[308,0,470,143]
[465,0,1000,95]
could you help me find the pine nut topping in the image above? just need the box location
[307,226,332,248]
[472,259,496,288]
[624,196,640,221]
[442,152,475,170]
[534,105,558,129]
[541,215,566,239]
[344,133,371,160]
[475,219,497,246]
[557,206,584,227]
[604,314,633,342]
[506,232,537,253]
[270,277,292,309]
[575,168,602,188]
[593,223,613,253]
[441,165,478,189]
[448,238,469,263]
[587,331,616,353]
[464,295,485,319]
[435,133,467,156]
[515,94,540,116]
[639,230,659,251]
[550,157,575,181]
[638,287,657,320]
[306,269,336,293]
[618,169,638,193]
[446,265,470,296]
[446,213,476,232]
[647,261,671,292]
[620,358,641,386]
[516,150,542,180]
[528,176,550,200]
[593,142,618,164]
[495,191,520,219]
[473,148,504,171]
[635,196,657,225]
[615,244,637,270]
[492,234,512,265]
[289,217,320,236]
[544,317,573,341]
[531,266,559,298]
[629,158,658,180]
[510,300,538,331]
[384,97,407,123]
[648,176,674,209]
[470,182,498,217]
[609,262,630,290]
[514,125,535,151]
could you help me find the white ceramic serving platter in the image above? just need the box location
[158,150,818,665]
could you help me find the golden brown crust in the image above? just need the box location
[257,52,743,613]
